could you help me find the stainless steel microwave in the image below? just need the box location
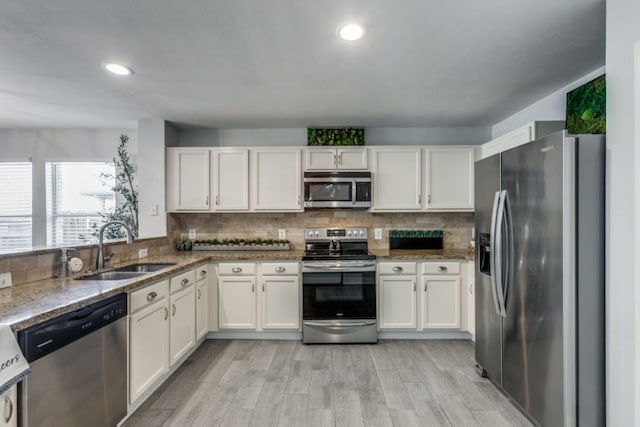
[303,171,371,208]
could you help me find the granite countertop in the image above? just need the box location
[1,247,469,332]
[370,248,474,261]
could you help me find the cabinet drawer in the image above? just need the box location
[130,280,169,313]
[170,269,196,294]
[218,263,256,275]
[378,262,417,275]
[422,262,460,275]
[261,262,299,275]
[195,264,209,282]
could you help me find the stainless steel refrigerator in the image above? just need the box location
[474,131,605,427]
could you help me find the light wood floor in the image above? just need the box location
[123,339,533,427]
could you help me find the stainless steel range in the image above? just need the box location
[302,227,377,344]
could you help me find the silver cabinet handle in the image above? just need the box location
[392,266,403,272]
[418,194,421,205]
[424,283,427,292]
[275,266,286,273]
[297,195,301,206]
[338,153,343,165]
[172,304,176,316]
[197,289,202,299]
[232,267,242,273]
[215,195,220,206]
[181,278,189,286]
[4,395,13,423]
[469,283,473,294]
[428,194,431,204]
[251,283,255,293]
[262,284,265,292]
[200,270,207,277]
[437,266,447,272]
[413,281,416,292]
[333,154,337,166]
[146,291,158,302]
[164,307,168,320]
[205,195,209,206]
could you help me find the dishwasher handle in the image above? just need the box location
[18,293,128,363]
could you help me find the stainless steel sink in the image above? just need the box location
[76,271,147,281]
[113,263,176,273]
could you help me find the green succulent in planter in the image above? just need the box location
[307,128,365,146]
[175,239,193,251]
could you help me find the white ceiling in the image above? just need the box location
[0,0,605,129]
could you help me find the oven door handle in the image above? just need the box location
[304,320,377,327]
[302,262,376,271]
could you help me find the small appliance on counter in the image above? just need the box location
[301,227,377,343]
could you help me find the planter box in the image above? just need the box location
[389,237,443,250]
[192,245,291,251]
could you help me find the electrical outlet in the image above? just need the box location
[278,229,286,240]
[374,228,383,240]
[188,229,196,239]
[0,272,12,289]
[138,248,148,258]
[150,204,158,216]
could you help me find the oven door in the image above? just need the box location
[302,265,376,320]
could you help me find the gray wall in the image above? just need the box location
[605,0,639,423]
[174,126,490,147]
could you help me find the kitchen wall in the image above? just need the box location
[174,126,490,147]
[172,211,474,252]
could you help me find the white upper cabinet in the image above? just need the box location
[371,148,422,210]
[425,147,475,211]
[251,148,302,211]
[166,148,210,211]
[212,148,249,211]
[305,148,368,170]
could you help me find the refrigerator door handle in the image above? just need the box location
[502,190,514,315]
[495,190,508,317]
[489,191,502,315]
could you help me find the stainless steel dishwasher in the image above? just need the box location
[17,293,127,427]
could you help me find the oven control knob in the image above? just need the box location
[347,230,352,236]
[314,231,319,236]
[308,231,313,236]
[359,230,364,235]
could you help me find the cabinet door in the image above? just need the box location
[372,148,421,210]
[261,276,300,329]
[169,286,196,366]
[425,148,474,211]
[305,149,337,170]
[378,275,417,329]
[196,280,209,340]
[0,385,17,427]
[467,262,475,337]
[212,149,249,210]
[130,299,169,403]
[421,276,460,329]
[337,148,368,169]
[252,149,302,211]
[166,148,210,211]
[218,277,256,329]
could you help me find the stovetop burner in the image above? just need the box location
[302,227,376,262]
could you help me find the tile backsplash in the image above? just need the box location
[171,211,474,252]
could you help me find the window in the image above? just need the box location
[46,162,116,247]
[0,162,32,253]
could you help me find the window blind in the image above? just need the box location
[46,162,115,247]
[0,162,33,253]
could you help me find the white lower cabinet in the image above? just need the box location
[378,262,417,329]
[1,385,17,427]
[218,276,257,329]
[421,275,461,329]
[129,280,170,404]
[169,284,196,365]
[217,262,300,331]
[260,270,299,330]
[129,267,199,405]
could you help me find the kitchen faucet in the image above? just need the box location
[96,221,135,270]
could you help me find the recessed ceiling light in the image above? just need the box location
[338,23,365,41]
[103,63,133,76]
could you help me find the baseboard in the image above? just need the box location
[206,331,302,340]
[377,330,472,340]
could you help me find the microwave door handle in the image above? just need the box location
[489,191,502,316]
